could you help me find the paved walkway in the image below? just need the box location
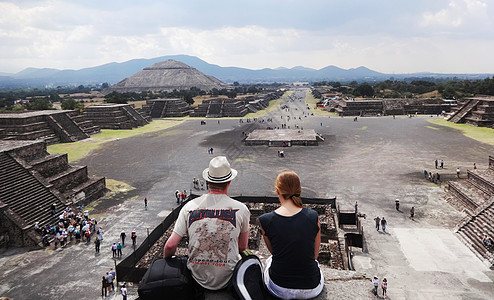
[1,89,493,299]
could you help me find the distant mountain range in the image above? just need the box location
[0,54,492,89]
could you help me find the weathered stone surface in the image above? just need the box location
[105,60,227,93]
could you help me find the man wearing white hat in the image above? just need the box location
[164,156,250,291]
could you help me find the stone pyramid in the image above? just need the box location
[106,60,227,93]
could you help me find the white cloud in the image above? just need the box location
[0,0,493,74]
[421,0,490,34]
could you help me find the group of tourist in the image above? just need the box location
[101,268,116,297]
[36,207,99,249]
[372,276,388,297]
[373,216,388,233]
[163,156,324,299]
[192,177,208,190]
[424,169,441,184]
[174,189,189,204]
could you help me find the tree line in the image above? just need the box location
[312,77,494,98]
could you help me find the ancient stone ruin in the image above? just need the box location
[0,140,106,247]
[445,155,494,268]
[190,90,284,118]
[190,98,249,118]
[105,60,227,93]
[83,103,149,129]
[142,99,193,118]
[244,129,323,146]
[447,95,494,128]
[0,110,99,144]
[333,98,453,117]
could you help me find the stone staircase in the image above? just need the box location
[446,155,494,268]
[447,98,480,123]
[84,104,148,129]
[0,111,94,144]
[70,114,100,136]
[206,102,223,118]
[465,99,494,128]
[456,199,494,268]
[150,101,166,118]
[0,152,65,230]
[0,140,107,247]
[146,99,192,118]
[121,105,149,126]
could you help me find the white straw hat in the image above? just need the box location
[202,156,237,183]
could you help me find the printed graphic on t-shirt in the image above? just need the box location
[189,208,239,227]
[189,219,233,266]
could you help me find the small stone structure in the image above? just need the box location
[0,140,106,247]
[333,98,453,116]
[244,129,323,146]
[447,95,494,128]
[0,110,99,144]
[445,155,494,268]
[142,98,193,118]
[191,98,249,118]
[83,103,149,129]
[191,90,284,118]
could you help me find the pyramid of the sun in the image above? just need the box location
[106,60,226,93]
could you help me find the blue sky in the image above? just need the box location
[0,0,493,74]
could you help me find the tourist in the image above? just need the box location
[97,227,104,241]
[483,235,493,249]
[355,201,358,213]
[111,243,117,258]
[131,231,137,246]
[381,217,387,233]
[105,272,113,293]
[440,160,444,168]
[175,190,180,203]
[109,268,116,291]
[85,228,91,244]
[121,284,127,300]
[410,207,415,220]
[424,170,428,179]
[395,199,400,211]
[120,231,126,246]
[144,197,148,209]
[117,242,123,257]
[259,170,324,299]
[474,163,477,170]
[372,276,379,296]
[456,167,461,178]
[94,237,100,253]
[374,216,381,231]
[101,276,108,297]
[164,156,250,293]
[382,278,388,297]
[51,203,56,216]
[435,159,438,169]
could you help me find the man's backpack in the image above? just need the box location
[138,257,193,300]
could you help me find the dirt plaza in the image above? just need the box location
[1,89,494,299]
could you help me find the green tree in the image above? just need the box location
[353,83,375,97]
[61,98,84,111]
[227,90,237,98]
[29,97,53,110]
[104,91,128,104]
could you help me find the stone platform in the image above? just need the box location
[244,129,322,146]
